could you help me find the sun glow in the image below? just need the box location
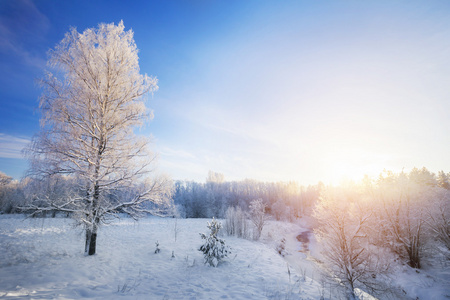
[322,148,394,185]
[328,162,381,184]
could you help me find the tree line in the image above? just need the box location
[0,170,321,220]
[173,172,321,220]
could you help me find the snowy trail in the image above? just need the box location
[283,228,323,281]
[259,220,328,297]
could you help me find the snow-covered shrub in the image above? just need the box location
[224,206,249,238]
[249,199,267,240]
[271,199,287,221]
[199,218,230,267]
[0,173,27,214]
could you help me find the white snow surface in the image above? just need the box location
[0,215,449,299]
[0,216,321,299]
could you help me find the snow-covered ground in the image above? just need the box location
[0,215,448,299]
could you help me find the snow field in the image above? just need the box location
[1,215,448,299]
[0,216,321,299]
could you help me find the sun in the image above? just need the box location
[323,148,394,185]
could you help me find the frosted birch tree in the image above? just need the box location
[374,170,428,268]
[24,21,173,255]
[314,185,383,299]
[426,187,450,255]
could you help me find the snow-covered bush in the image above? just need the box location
[0,181,21,214]
[224,206,249,238]
[249,199,267,240]
[199,218,230,267]
[0,172,30,214]
[271,199,287,221]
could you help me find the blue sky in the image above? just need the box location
[1,0,449,184]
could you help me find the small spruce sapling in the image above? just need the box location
[199,218,230,267]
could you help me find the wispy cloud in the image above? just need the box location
[0,133,30,159]
[156,145,206,181]
[158,146,196,160]
[181,105,284,148]
[0,0,49,69]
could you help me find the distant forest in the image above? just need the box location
[173,171,321,219]
[0,170,321,219]
[1,168,448,223]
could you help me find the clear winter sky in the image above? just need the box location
[1,0,449,185]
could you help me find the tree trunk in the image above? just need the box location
[85,228,97,256]
[85,181,100,256]
[347,290,357,300]
[347,276,357,300]
[408,235,421,269]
